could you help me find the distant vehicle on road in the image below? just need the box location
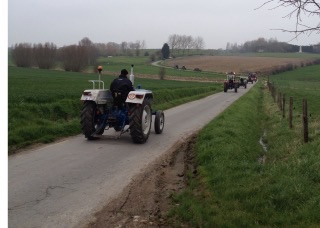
[224,72,238,93]
[248,72,257,83]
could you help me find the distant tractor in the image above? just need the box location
[247,72,257,84]
[251,72,257,82]
[224,72,238,93]
[237,76,247,89]
[80,65,165,143]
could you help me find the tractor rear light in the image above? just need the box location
[136,94,144,99]
[83,92,91,96]
[128,93,144,99]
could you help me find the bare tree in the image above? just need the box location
[120,41,128,55]
[33,42,57,69]
[176,35,183,52]
[94,43,108,56]
[193,36,205,50]
[12,43,33,67]
[186,35,194,52]
[140,40,146,50]
[168,34,205,53]
[79,37,98,65]
[258,0,320,38]
[59,45,87,72]
[180,35,189,53]
[106,42,120,56]
[134,40,142,56]
[128,42,136,56]
[168,34,179,54]
[226,42,231,51]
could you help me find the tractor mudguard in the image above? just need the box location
[80,89,113,105]
[126,90,153,104]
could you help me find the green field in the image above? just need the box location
[268,65,320,115]
[169,65,320,226]
[98,56,224,79]
[8,66,220,153]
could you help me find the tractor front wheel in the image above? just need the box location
[154,110,165,134]
[129,99,152,143]
[80,101,105,140]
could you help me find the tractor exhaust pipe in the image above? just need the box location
[129,64,134,85]
[97,66,103,89]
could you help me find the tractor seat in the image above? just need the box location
[112,91,126,107]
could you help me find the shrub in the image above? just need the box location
[159,67,165,80]
[150,54,156,62]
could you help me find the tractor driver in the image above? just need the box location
[110,69,135,105]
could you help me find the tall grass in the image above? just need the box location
[8,66,220,153]
[169,65,320,226]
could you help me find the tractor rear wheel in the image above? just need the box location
[154,110,165,134]
[129,99,152,143]
[224,84,227,92]
[80,101,104,140]
[235,86,238,93]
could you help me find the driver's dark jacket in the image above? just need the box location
[110,75,135,102]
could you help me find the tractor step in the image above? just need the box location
[107,116,117,122]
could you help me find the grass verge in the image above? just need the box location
[168,78,320,226]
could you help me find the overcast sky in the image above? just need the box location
[7,0,320,49]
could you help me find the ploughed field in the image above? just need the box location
[164,55,315,74]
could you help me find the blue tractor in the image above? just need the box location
[80,65,164,143]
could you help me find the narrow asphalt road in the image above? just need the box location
[9,84,253,228]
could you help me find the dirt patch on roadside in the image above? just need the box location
[86,134,198,228]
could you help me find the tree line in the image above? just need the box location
[226,37,320,53]
[11,37,148,72]
[10,34,207,72]
[11,35,319,73]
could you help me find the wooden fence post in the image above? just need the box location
[289,97,293,129]
[303,99,308,143]
[279,92,282,110]
[282,94,286,118]
[273,86,276,103]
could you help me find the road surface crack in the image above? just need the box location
[9,185,66,211]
